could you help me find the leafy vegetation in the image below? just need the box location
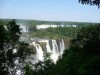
[29,27,80,39]
[54,24,100,75]
[0,19,100,75]
[25,24,100,75]
[0,19,34,75]
[24,52,55,75]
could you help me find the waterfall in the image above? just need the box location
[17,23,28,32]
[45,40,52,53]
[51,40,59,62]
[32,42,43,61]
[35,44,43,61]
[52,40,59,53]
[26,26,28,32]
[60,39,65,54]
[62,39,65,51]
[30,39,66,63]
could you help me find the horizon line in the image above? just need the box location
[0,18,99,23]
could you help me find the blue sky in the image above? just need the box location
[0,0,100,23]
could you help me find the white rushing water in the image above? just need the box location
[18,23,77,32]
[18,23,67,63]
[31,39,65,63]
[60,39,65,54]
[36,24,77,30]
[35,44,44,61]
[15,23,70,75]
[51,40,59,62]
[45,40,52,53]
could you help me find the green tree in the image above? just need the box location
[55,24,100,75]
[24,64,33,75]
[0,19,33,75]
[32,52,55,75]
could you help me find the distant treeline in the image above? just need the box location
[0,19,98,39]
[0,19,98,27]
[14,19,99,39]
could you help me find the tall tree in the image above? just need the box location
[0,19,33,75]
[55,24,100,75]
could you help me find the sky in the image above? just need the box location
[0,0,100,23]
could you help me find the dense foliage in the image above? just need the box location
[26,24,100,75]
[28,23,96,39]
[0,19,100,75]
[0,20,34,75]
[28,26,80,39]
[24,52,55,75]
[54,24,100,75]
[79,0,100,8]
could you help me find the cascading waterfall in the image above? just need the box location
[31,39,66,63]
[17,23,28,32]
[32,42,43,61]
[35,44,43,61]
[51,40,59,62]
[14,39,67,75]
[40,40,52,53]
[45,40,52,53]
[16,23,70,75]
[60,39,65,55]
[19,24,67,62]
